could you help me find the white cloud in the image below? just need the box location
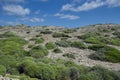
[61,0,120,12]
[106,0,120,7]
[21,17,44,22]
[30,18,44,22]
[54,13,80,20]
[62,0,104,12]
[3,4,30,16]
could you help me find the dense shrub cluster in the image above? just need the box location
[0,32,16,38]
[89,46,120,63]
[88,44,106,51]
[16,58,120,80]
[56,40,86,49]
[35,37,44,44]
[53,47,62,53]
[45,42,56,49]
[71,41,86,49]
[78,32,120,46]
[55,40,72,47]
[52,32,71,38]
[62,29,77,33]
[41,30,52,34]
[29,45,48,58]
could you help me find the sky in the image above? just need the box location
[0,0,120,28]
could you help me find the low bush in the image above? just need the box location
[28,44,34,48]
[0,34,27,56]
[71,41,86,49]
[106,38,120,46]
[63,53,75,59]
[112,31,120,36]
[0,65,6,76]
[52,32,71,38]
[45,42,56,50]
[55,40,72,47]
[0,32,16,38]
[89,46,120,63]
[29,45,48,58]
[62,29,76,33]
[41,30,52,34]
[53,48,62,53]
[88,44,106,51]
[84,37,101,44]
[35,37,44,44]
[77,32,100,39]
[36,34,42,37]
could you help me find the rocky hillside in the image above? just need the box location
[0,24,120,80]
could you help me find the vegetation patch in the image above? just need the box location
[88,44,106,51]
[45,42,56,50]
[71,41,86,49]
[53,47,62,53]
[62,29,77,33]
[52,32,71,38]
[41,29,52,34]
[0,32,17,38]
[63,53,75,59]
[89,46,120,63]
[55,40,72,47]
[29,45,48,58]
[35,37,44,44]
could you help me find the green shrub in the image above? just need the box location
[89,66,115,80]
[106,38,120,46]
[88,44,106,51]
[52,32,71,38]
[37,63,56,80]
[28,44,34,48]
[53,48,62,53]
[84,37,102,44]
[63,53,75,59]
[45,42,56,50]
[0,32,16,38]
[36,34,42,37]
[89,46,120,63]
[29,45,48,58]
[29,38,37,41]
[0,34,27,56]
[41,30,52,34]
[78,32,100,39]
[35,38,44,44]
[71,41,86,49]
[0,55,18,72]
[61,37,68,40]
[55,40,72,47]
[0,65,6,76]
[62,29,76,33]
[112,31,120,36]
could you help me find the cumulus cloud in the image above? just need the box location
[3,4,30,16]
[54,13,80,20]
[61,0,120,12]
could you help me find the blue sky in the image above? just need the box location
[0,0,120,28]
